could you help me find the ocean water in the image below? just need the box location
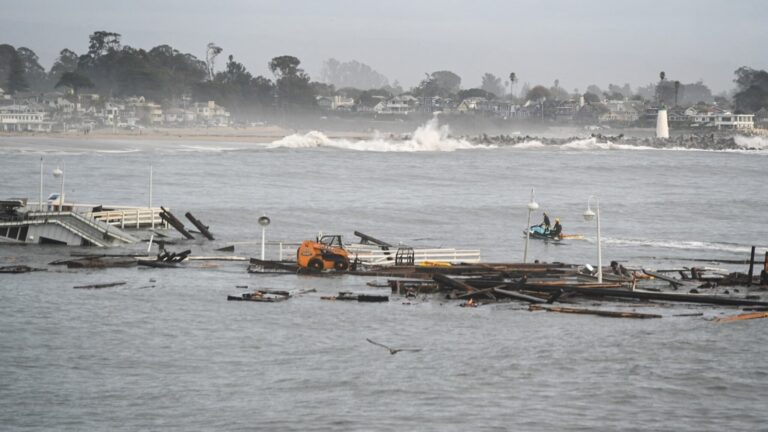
[1,123,768,431]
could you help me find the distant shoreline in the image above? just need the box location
[1,125,765,151]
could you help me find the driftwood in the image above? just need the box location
[493,288,548,304]
[73,281,127,289]
[227,294,287,302]
[714,312,768,323]
[464,280,768,307]
[321,292,389,302]
[66,257,137,269]
[643,270,684,288]
[529,304,662,319]
[0,265,46,273]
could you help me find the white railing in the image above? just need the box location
[88,208,166,229]
[345,245,481,266]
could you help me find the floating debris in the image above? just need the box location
[529,304,662,319]
[714,312,768,323]
[321,292,388,302]
[0,264,46,273]
[73,281,127,289]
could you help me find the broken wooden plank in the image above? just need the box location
[714,312,768,323]
[643,270,684,288]
[73,281,127,289]
[493,288,548,304]
[529,304,662,319]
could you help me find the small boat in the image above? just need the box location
[524,225,563,243]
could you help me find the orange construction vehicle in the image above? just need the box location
[296,235,350,272]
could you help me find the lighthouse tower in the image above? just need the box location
[656,108,669,138]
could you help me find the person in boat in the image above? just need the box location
[550,218,562,239]
[541,212,551,231]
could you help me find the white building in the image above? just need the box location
[0,105,53,132]
[193,101,231,126]
[690,111,754,130]
[374,95,417,115]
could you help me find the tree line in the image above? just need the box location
[1,30,767,117]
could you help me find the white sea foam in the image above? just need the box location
[559,138,656,151]
[511,140,546,149]
[601,237,760,254]
[267,117,493,152]
[734,135,768,150]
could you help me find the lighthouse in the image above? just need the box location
[656,108,669,139]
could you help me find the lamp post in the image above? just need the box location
[258,215,271,260]
[39,157,44,212]
[52,166,64,214]
[523,188,539,263]
[583,195,602,283]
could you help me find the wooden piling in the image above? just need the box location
[159,207,194,239]
[747,246,756,287]
[762,252,768,287]
[185,212,214,240]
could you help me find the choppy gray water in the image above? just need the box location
[1,132,767,431]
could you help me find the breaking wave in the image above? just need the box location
[601,237,758,254]
[734,135,768,150]
[267,117,493,152]
[510,140,546,149]
[558,138,656,151]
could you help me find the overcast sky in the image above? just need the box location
[2,0,766,94]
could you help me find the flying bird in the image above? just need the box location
[366,338,422,355]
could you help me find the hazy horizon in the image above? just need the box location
[2,0,767,94]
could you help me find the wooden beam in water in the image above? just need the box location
[529,304,662,319]
[159,207,194,240]
[714,312,768,323]
[185,212,214,241]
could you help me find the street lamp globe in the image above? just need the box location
[53,167,63,178]
[258,215,270,261]
[583,208,595,221]
[527,200,539,211]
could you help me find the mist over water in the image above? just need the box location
[1,124,768,431]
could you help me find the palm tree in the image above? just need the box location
[674,80,681,106]
[659,71,666,81]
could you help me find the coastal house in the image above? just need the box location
[355,95,386,113]
[456,97,486,113]
[599,100,639,124]
[374,95,417,115]
[164,108,196,125]
[476,99,515,119]
[554,97,583,122]
[193,101,230,126]
[688,106,754,129]
[754,108,768,128]
[316,96,333,110]
[0,105,53,132]
[575,102,610,124]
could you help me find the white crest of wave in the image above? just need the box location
[559,137,655,151]
[511,140,546,149]
[267,130,332,149]
[734,135,768,150]
[267,117,490,152]
[602,237,757,254]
